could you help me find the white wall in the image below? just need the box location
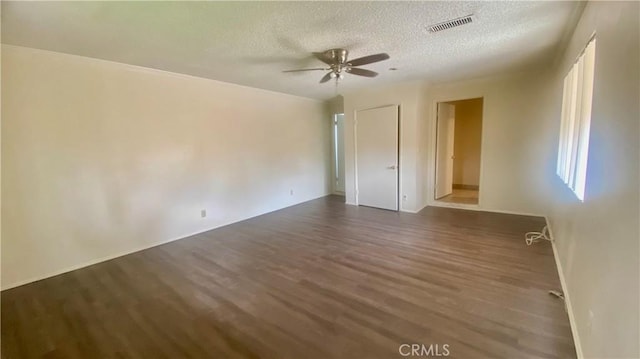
[543,2,639,357]
[343,81,424,212]
[425,71,555,215]
[1,45,332,289]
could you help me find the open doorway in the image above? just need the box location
[434,98,483,205]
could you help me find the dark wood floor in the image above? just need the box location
[2,195,575,358]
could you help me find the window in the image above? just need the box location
[557,37,596,201]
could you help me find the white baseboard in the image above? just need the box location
[1,192,332,291]
[3,193,586,359]
[409,206,581,356]
[1,230,206,291]
[545,216,583,359]
[350,200,541,217]
[427,201,545,218]
[400,209,419,213]
[398,200,429,213]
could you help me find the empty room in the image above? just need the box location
[2,2,638,359]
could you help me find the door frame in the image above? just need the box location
[354,104,401,210]
[429,95,485,209]
[331,113,345,195]
[434,103,455,200]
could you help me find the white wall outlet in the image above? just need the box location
[200,209,207,218]
[402,194,408,201]
[588,310,594,334]
[290,189,294,196]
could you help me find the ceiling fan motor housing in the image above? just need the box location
[325,49,349,65]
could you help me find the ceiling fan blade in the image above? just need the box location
[283,68,327,73]
[346,67,378,77]
[320,72,333,83]
[313,52,334,65]
[347,53,390,67]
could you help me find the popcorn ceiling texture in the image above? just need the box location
[2,1,579,99]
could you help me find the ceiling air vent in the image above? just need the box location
[427,14,474,33]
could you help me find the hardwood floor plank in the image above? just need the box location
[2,195,575,358]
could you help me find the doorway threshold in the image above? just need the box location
[430,201,480,211]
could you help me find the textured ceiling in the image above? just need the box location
[2,1,580,100]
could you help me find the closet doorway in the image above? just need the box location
[355,105,399,211]
[434,98,483,205]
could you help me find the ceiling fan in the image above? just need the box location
[283,48,390,84]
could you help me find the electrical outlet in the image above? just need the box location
[402,194,408,201]
[290,189,294,196]
[588,310,594,334]
[201,209,207,218]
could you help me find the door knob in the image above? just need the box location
[387,165,397,170]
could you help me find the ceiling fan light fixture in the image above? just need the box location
[283,48,390,85]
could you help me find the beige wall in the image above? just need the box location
[425,71,554,215]
[542,2,639,357]
[1,45,332,289]
[417,83,431,209]
[448,98,482,187]
[345,70,555,216]
[328,95,344,115]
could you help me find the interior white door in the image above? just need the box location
[435,103,455,199]
[356,105,399,210]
